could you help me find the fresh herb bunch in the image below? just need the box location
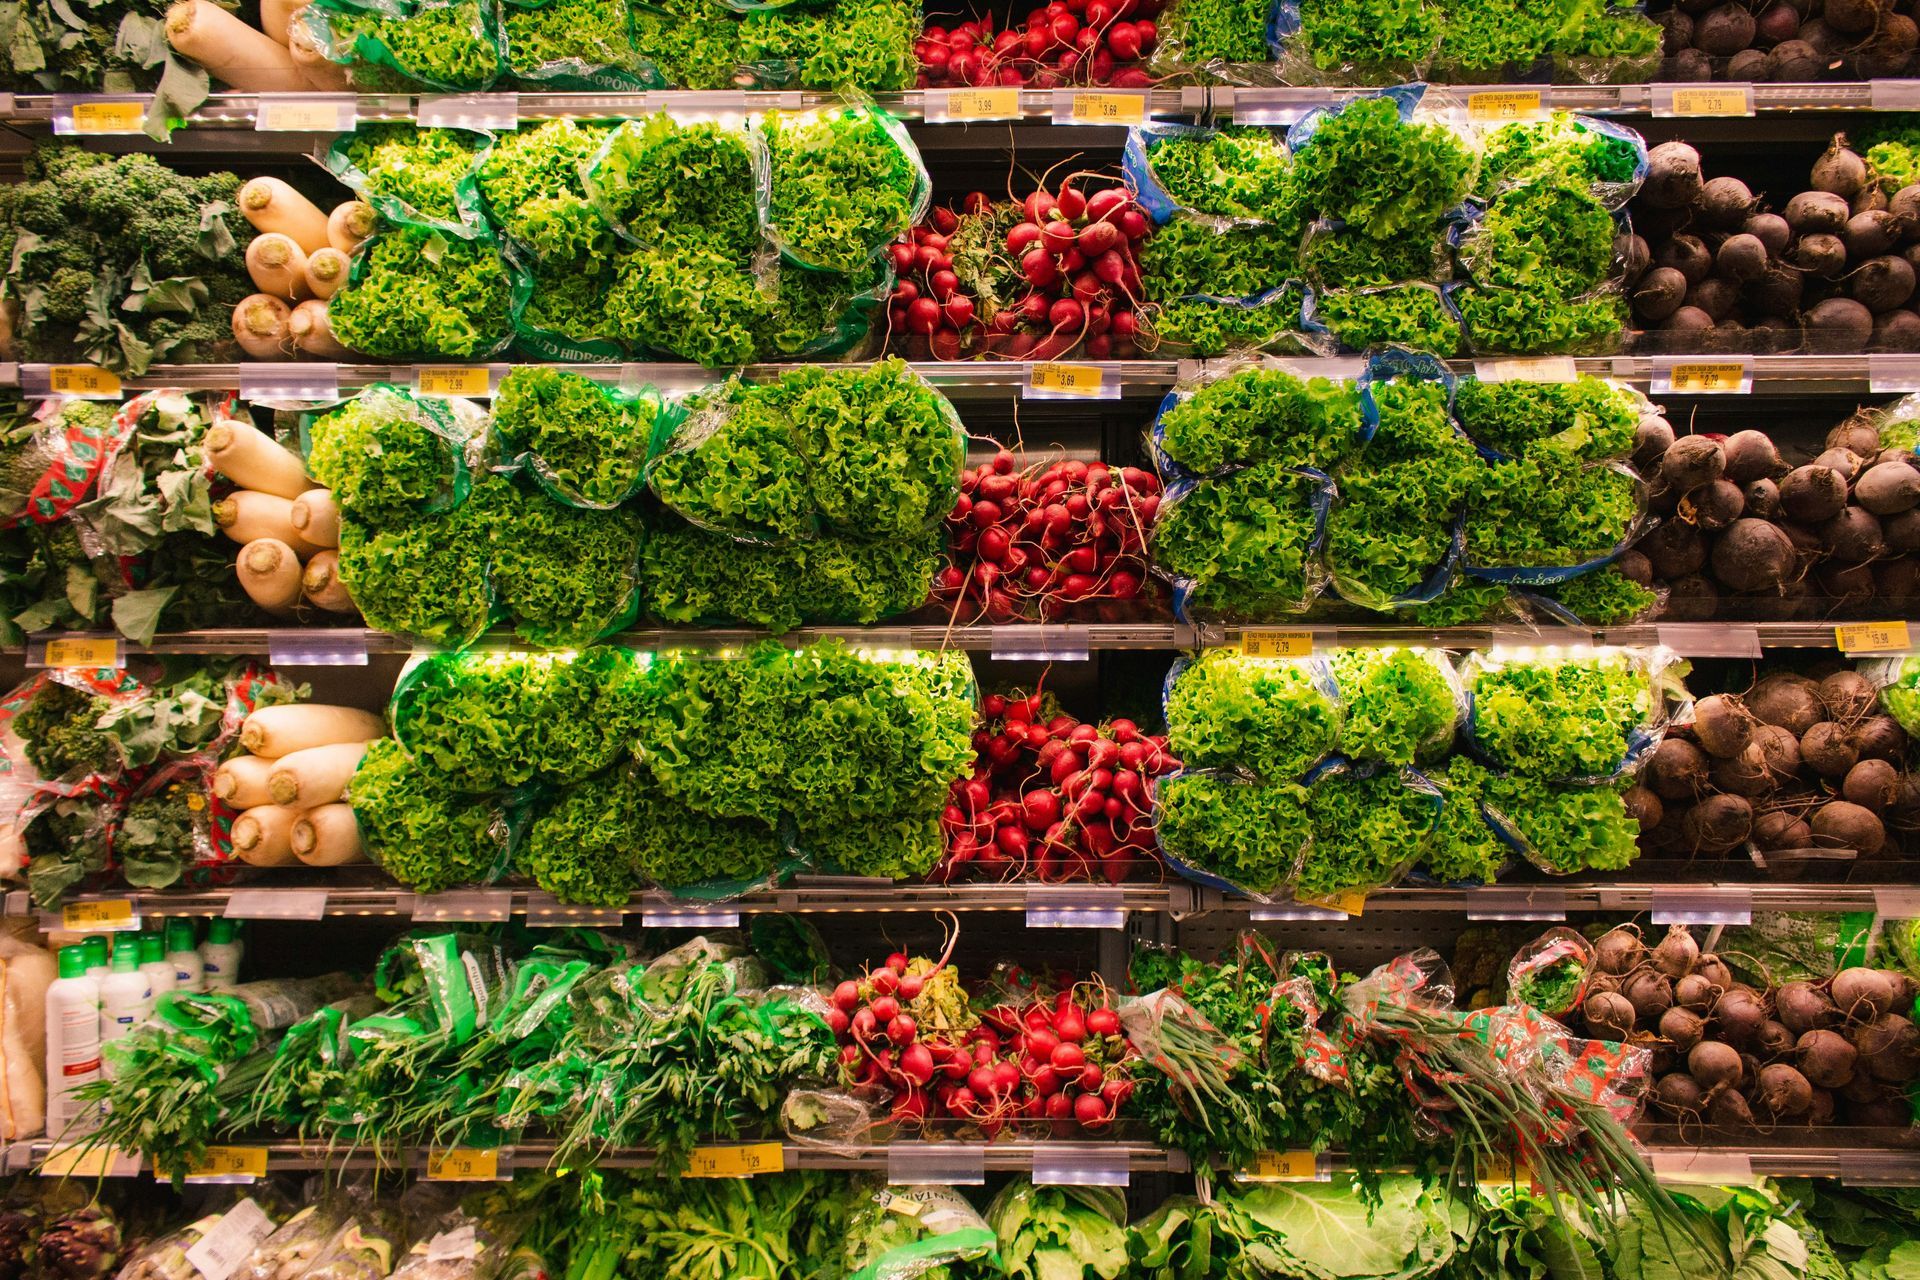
[648,382,813,543]
[1460,181,1615,295]
[0,147,248,373]
[1155,0,1271,62]
[491,367,653,507]
[1315,285,1461,355]
[588,115,761,262]
[336,502,493,646]
[1451,375,1637,461]
[328,228,515,359]
[1465,453,1637,568]
[1301,222,1447,290]
[1454,285,1625,356]
[1294,0,1441,72]
[392,646,649,792]
[764,109,919,274]
[1328,647,1458,765]
[1299,767,1439,897]
[307,387,462,520]
[14,680,115,778]
[1165,651,1339,780]
[1477,114,1642,195]
[783,360,962,540]
[640,519,936,631]
[1157,369,1364,475]
[1148,128,1296,222]
[736,0,919,91]
[500,0,647,81]
[1424,759,1508,883]
[1476,767,1640,872]
[1140,219,1302,302]
[1154,771,1311,893]
[349,738,512,894]
[1152,463,1327,620]
[322,0,502,89]
[1292,97,1476,241]
[481,478,646,648]
[475,119,612,259]
[1545,564,1658,624]
[339,124,485,228]
[1147,291,1306,356]
[1466,649,1654,779]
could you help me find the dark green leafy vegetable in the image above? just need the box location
[763,108,920,274]
[480,477,645,648]
[1152,463,1327,620]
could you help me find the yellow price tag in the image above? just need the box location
[43,637,119,669]
[69,101,145,132]
[1028,363,1105,396]
[1069,92,1146,124]
[942,88,1020,119]
[1466,90,1542,122]
[1478,1152,1524,1184]
[415,367,491,398]
[685,1143,785,1178]
[1296,890,1367,916]
[182,1146,269,1180]
[47,366,122,398]
[61,900,135,932]
[1668,85,1753,116]
[425,1148,500,1181]
[258,99,342,131]
[41,1145,136,1178]
[1667,362,1747,393]
[1836,620,1911,653]
[1241,1150,1319,1181]
[1239,628,1313,659]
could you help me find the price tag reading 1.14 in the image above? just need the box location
[414,366,492,398]
[685,1143,786,1178]
[1240,628,1313,658]
[1836,620,1912,653]
[48,366,122,398]
[1465,90,1542,122]
[425,1148,500,1181]
[61,900,137,932]
[42,637,120,669]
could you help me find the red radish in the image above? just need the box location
[1087,1007,1120,1036]
[901,1043,935,1084]
[888,1014,917,1045]
[1074,1092,1111,1128]
[833,980,861,1013]
[1079,1062,1104,1091]
[1055,1010,1087,1042]
[1051,1041,1086,1070]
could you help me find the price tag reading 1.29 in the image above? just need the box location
[425,1148,500,1181]
[1836,620,1912,653]
[685,1143,786,1178]
[1239,629,1313,659]
[1241,1151,1320,1181]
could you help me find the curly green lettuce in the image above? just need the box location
[782,360,961,540]
[605,242,766,366]
[1477,114,1643,197]
[1294,0,1440,73]
[640,519,936,631]
[501,0,648,82]
[1299,768,1439,898]
[307,386,462,520]
[1301,222,1447,290]
[1141,218,1302,302]
[476,119,613,260]
[1423,758,1507,884]
[324,0,502,89]
[587,115,760,262]
[336,503,492,646]
[1155,772,1311,894]
[349,738,512,894]
[1148,128,1295,222]
[1451,375,1637,461]
[792,810,943,880]
[1473,761,1640,873]
[1545,564,1658,624]
[1467,649,1654,779]
[1147,292,1307,357]
[736,0,917,91]
[1292,96,1476,240]
[1464,452,1637,569]
[329,229,514,359]
[492,367,654,507]
[1152,462,1327,620]
[1454,285,1625,356]
[1460,180,1616,296]
[337,123,485,228]
[1314,285,1461,355]
[1155,0,1271,62]
[1328,646,1458,765]
[481,477,645,648]
[647,382,812,542]
[1157,368,1365,475]
[1165,649,1339,780]
[763,108,919,274]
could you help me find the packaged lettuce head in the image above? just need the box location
[497,0,658,88]
[1461,643,1680,783]
[757,257,890,361]
[1287,88,1478,243]
[1473,112,1648,210]
[336,500,496,648]
[476,473,646,649]
[1143,288,1311,359]
[1463,457,1647,584]
[778,359,964,540]
[1125,123,1297,230]
[1419,758,1510,885]
[1153,767,1311,900]
[1325,646,1463,766]
[760,105,931,274]
[1524,566,1664,627]
[513,254,629,362]
[475,119,617,261]
[732,0,921,93]
[1270,0,1440,84]
[1150,358,1370,483]
[1299,218,1451,293]
[1295,758,1441,902]
[325,123,491,240]
[1145,0,1283,79]
[1150,464,1334,623]
[1163,649,1340,782]
[300,0,504,90]
[645,376,815,545]
[302,384,470,521]
[1455,180,1619,300]
[1450,373,1642,463]
[1472,764,1642,876]
[347,737,519,894]
[604,241,772,367]
[1452,281,1626,357]
[583,113,767,262]
[1322,467,1465,612]
[490,366,666,508]
[389,646,651,792]
[1302,282,1463,357]
[328,226,524,361]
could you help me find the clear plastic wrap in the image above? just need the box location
[1152,766,1311,899]
[1294,757,1441,902]
[115,758,219,889]
[1451,280,1627,357]
[1505,926,1594,1018]
[1298,218,1452,293]
[489,367,668,510]
[843,1183,1001,1280]
[1162,649,1341,782]
[235,1196,354,1280]
[1460,643,1682,783]
[301,385,472,522]
[497,0,658,88]
[323,124,492,241]
[1471,112,1648,211]
[328,226,527,362]
[583,113,768,259]
[299,0,504,90]
[1149,464,1335,623]
[1270,0,1439,84]
[1324,645,1464,767]
[1148,358,1370,483]
[0,398,121,529]
[759,105,931,275]
[473,119,617,264]
[1462,460,1649,585]
[1123,123,1294,230]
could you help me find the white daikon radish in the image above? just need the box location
[247,232,310,301]
[301,550,356,614]
[326,200,376,255]
[213,755,277,808]
[304,247,348,300]
[165,2,306,91]
[261,0,300,42]
[231,805,300,867]
[292,805,365,866]
[237,538,302,618]
[288,11,353,90]
[232,294,291,360]
[207,418,309,499]
[267,740,370,807]
[237,177,330,254]
[240,704,386,759]
[289,300,350,359]
[216,492,320,557]
[289,489,340,547]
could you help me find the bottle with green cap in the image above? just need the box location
[98,938,152,1050]
[137,932,175,999]
[166,919,204,993]
[45,946,101,1133]
[81,935,109,986]
[202,917,240,991]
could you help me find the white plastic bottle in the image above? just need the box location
[201,918,241,991]
[166,919,204,994]
[81,935,109,984]
[137,933,175,999]
[98,941,153,1050]
[44,946,101,1135]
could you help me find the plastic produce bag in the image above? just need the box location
[645,379,815,545]
[114,758,219,889]
[235,1196,353,1280]
[1473,112,1648,210]
[582,113,767,260]
[328,227,525,362]
[844,1184,1001,1280]
[1153,767,1311,899]
[497,0,658,88]
[1462,459,1648,584]
[302,1202,404,1280]
[1302,282,1462,356]
[1162,649,1341,782]
[1144,288,1311,359]
[474,119,616,263]
[1124,123,1294,229]
[1294,757,1441,902]
[1474,766,1642,875]
[479,475,646,649]
[1148,358,1370,483]
[1150,464,1335,623]
[1299,218,1452,292]
[1451,280,1627,357]
[1505,926,1593,1018]
[323,124,492,240]
[489,367,667,509]
[759,105,931,275]
[0,398,120,529]
[1325,646,1463,766]
[1460,644,1680,783]
[302,385,472,521]
[299,0,503,90]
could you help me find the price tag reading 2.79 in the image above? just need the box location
[1653,360,1752,395]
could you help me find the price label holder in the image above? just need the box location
[1872,79,1920,110]
[1224,89,1306,127]
[424,1147,509,1181]
[922,87,1022,122]
[640,899,742,929]
[1873,887,1920,924]
[1248,902,1350,922]
[888,1142,987,1186]
[1650,82,1755,117]
[525,894,624,928]
[27,635,122,670]
[413,365,506,398]
[224,889,329,922]
[255,93,357,133]
[991,625,1091,662]
[1650,358,1751,394]
[186,1198,276,1280]
[1464,89,1545,122]
[685,1142,786,1178]
[1470,357,1577,383]
[20,365,124,399]
[238,363,340,405]
[1837,620,1912,654]
[52,95,149,134]
[1462,888,1567,923]
[1870,354,1920,392]
[1025,885,1127,929]
[40,1145,141,1178]
[1650,1150,1755,1185]
[58,900,139,933]
[1032,1145,1131,1187]
[417,93,520,130]
[267,629,370,668]
[413,890,515,923]
[1023,363,1117,400]
[183,1146,270,1183]
[1239,628,1313,658]
[1650,887,1752,926]
[1054,90,1148,126]
[1237,1150,1329,1182]
[1653,623,1762,659]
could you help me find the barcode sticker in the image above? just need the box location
[186,1199,274,1280]
[1659,84,1755,117]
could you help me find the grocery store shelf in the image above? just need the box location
[1217,883,1920,920]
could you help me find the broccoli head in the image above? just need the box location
[38,268,95,325]
[10,182,69,236]
[22,144,106,184]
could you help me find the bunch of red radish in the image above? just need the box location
[887,181,1154,362]
[933,688,1180,884]
[915,0,1162,90]
[933,447,1162,623]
